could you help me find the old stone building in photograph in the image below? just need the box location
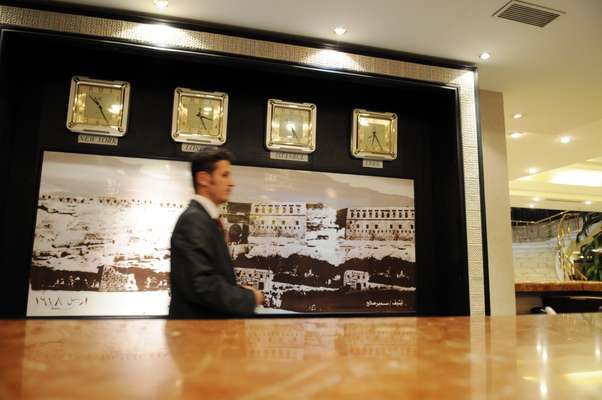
[249,202,306,239]
[343,270,370,290]
[218,202,251,243]
[235,268,274,292]
[345,207,415,241]
[98,266,138,292]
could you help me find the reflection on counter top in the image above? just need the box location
[1,314,602,399]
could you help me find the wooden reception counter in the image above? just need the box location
[1,314,602,399]
[516,282,602,314]
[516,281,602,293]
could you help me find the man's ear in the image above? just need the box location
[195,171,210,188]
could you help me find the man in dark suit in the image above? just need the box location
[169,148,264,318]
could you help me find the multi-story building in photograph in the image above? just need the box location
[249,202,306,239]
[218,202,251,243]
[235,268,274,292]
[343,270,370,290]
[345,206,415,241]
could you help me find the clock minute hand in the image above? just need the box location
[89,95,109,123]
[370,131,376,146]
[373,131,383,150]
[195,111,213,130]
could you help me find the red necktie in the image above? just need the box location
[215,218,228,243]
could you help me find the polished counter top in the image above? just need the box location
[1,314,602,399]
[516,281,602,293]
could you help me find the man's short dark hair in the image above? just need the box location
[190,148,234,190]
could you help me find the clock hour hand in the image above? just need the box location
[89,95,109,123]
[195,110,213,130]
[371,130,383,150]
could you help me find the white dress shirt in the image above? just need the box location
[191,194,219,219]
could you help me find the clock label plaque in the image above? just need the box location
[181,143,204,153]
[265,99,317,154]
[351,109,397,161]
[362,159,384,169]
[77,134,118,146]
[66,76,131,137]
[171,88,228,146]
[269,151,309,162]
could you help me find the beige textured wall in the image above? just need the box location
[512,240,559,281]
[479,90,516,315]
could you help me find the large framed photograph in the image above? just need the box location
[27,151,416,316]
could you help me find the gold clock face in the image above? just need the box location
[271,106,312,146]
[66,76,130,136]
[357,117,392,154]
[171,89,228,145]
[266,99,317,153]
[73,84,124,127]
[178,95,222,137]
[351,109,397,161]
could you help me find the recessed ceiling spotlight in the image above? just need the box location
[333,27,347,36]
[584,200,593,205]
[510,132,523,139]
[153,0,169,8]
[533,197,541,201]
[528,167,538,174]
[560,136,572,144]
[513,113,523,119]
[479,52,492,60]
[529,203,535,208]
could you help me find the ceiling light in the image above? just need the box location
[529,203,535,208]
[510,132,523,139]
[333,27,347,36]
[550,170,602,187]
[533,197,541,201]
[479,52,491,60]
[528,168,538,174]
[585,200,592,205]
[513,113,523,119]
[560,136,572,144]
[153,0,169,8]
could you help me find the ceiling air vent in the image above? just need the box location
[493,1,564,28]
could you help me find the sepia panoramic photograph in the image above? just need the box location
[28,151,415,316]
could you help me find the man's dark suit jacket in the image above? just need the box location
[169,199,256,318]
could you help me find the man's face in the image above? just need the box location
[205,160,234,205]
